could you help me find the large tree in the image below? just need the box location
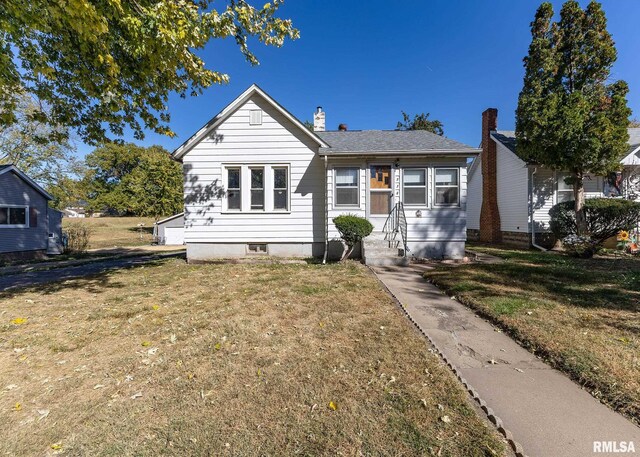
[83,143,182,219]
[396,111,444,135]
[1,1,298,145]
[0,95,76,187]
[516,1,631,234]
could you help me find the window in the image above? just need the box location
[335,168,359,206]
[250,167,265,210]
[434,168,459,206]
[0,206,28,227]
[273,167,288,210]
[557,173,573,203]
[249,110,263,125]
[403,169,427,205]
[227,168,241,210]
[247,243,267,254]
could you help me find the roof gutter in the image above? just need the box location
[318,149,481,157]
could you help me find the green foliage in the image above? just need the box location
[47,175,87,211]
[549,198,640,246]
[333,214,373,260]
[0,1,298,144]
[516,1,631,233]
[396,111,444,135]
[63,221,92,254]
[83,143,182,219]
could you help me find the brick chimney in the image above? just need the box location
[479,108,502,243]
[313,107,325,132]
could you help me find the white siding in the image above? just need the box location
[182,96,324,243]
[496,142,529,233]
[327,161,366,240]
[466,159,481,230]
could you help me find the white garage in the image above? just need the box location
[153,213,185,245]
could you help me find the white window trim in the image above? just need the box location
[0,205,29,228]
[272,166,290,212]
[433,167,460,207]
[224,167,242,212]
[222,164,291,214]
[334,167,360,208]
[555,171,574,204]
[402,168,428,208]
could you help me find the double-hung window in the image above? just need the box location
[227,168,241,210]
[335,168,359,206]
[556,173,573,203]
[0,206,28,227]
[403,169,427,205]
[273,167,288,211]
[434,168,460,206]
[250,167,265,210]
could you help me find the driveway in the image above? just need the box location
[0,252,184,291]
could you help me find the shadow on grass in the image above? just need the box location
[0,258,176,299]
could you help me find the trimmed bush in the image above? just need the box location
[550,198,640,257]
[332,214,374,260]
[63,221,92,254]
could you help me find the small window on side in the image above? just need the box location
[249,110,263,125]
[434,168,460,206]
[273,167,288,210]
[335,168,359,206]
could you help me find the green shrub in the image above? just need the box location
[63,221,92,254]
[550,198,640,256]
[332,214,373,260]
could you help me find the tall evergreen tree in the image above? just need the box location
[516,1,630,234]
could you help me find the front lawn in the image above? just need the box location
[425,245,639,424]
[0,259,504,456]
[63,216,155,249]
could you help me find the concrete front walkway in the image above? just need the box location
[372,265,640,457]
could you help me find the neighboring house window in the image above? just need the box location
[0,206,28,227]
[335,168,359,206]
[403,168,427,205]
[227,168,241,210]
[434,168,459,206]
[250,167,265,210]
[557,173,573,203]
[273,167,288,211]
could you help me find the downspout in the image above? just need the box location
[529,167,547,251]
[322,155,329,264]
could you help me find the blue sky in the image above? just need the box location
[76,0,640,157]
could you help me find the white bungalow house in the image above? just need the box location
[467,108,640,248]
[172,85,480,264]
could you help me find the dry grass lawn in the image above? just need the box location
[63,217,155,249]
[0,259,504,456]
[425,244,640,425]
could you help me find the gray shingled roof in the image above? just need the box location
[316,130,479,155]
[492,129,640,157]
[0,164,11,170]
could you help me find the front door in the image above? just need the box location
[368,164,393,231]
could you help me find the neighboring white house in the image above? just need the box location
[467,108,640,247]
[172,84,480,264]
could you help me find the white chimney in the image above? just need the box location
[313,106,325,132]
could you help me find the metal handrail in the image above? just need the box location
[382,202,409,257]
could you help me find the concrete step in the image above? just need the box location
[363,239,400,249]
[364,255,410,266]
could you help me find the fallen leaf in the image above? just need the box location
[152,305,160,310]
[11,318,27,325]
[170,334,177,344]
[420,399,427,408]
[94,384,105,389]
[12,402,21,412]
[141,341,151,347]
[214,343,221,351]
[328,401,337,411]
[51,442,63,450]
[440,415,451,423]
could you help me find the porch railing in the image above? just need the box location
[382,202,409,257]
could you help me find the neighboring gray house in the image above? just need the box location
[467,108,640,247]
[172,84,479,264]
[0,164,63,259]
[153,212,185,245]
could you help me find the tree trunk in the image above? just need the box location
[573,171,587,235]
